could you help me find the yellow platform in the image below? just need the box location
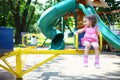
[0,33,102,80]
[0,47,95,80]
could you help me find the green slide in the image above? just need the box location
[78,4,120,49]
[86,5,120,49]
[37,0,76,50]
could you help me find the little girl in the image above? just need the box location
[75,15,100,68]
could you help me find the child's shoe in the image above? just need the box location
[84,63,88,67]
[94,64,100,69]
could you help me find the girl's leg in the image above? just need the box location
[91,42,100,68]
[83,41,91,66]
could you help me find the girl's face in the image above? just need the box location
[83,18,92,27]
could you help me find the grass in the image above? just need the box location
[64,37,74,45]
[14,36,75,47]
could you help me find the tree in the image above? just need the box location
[0,0,44,44]
[9,0,39,44]
[0,0,14,27]
[97,0,120,25]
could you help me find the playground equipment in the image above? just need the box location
[0,27,13,56]
[75,32,103,51]
[21,33,45,47]
[37,0,76,50]
[86,5,120,49]
[0,0,120,80]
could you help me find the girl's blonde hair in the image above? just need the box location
[84,15,97,27]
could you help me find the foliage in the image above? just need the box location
[0,0,44,44]
[0,0,14,27]
[1,0,119,44]
[44,0,60,10]
[65,16,75,28]
[28,23,40,33]
[97,0,120,26]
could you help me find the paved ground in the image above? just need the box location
[0,52,120,80]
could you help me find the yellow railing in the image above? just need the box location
[99,32,103,51]
[22,33,45,47]
[0,33,102,80]
[75,33,103,51]
[0,48,95,80]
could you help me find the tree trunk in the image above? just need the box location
[21,0,31,32]
[14,27,21,44]
[12,1,21,44]
[14,0,31,44]
[9,0,36,44]
[25,0,37,31]
[14,13,21,44]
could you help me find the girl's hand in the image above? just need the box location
[74,31,78,35]
[74,28,84,35]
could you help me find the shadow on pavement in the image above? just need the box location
[0,70,15,80]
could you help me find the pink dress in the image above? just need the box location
[81,26,98,45]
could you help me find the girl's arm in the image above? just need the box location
[96,27,100,36]
[74,28,84,35]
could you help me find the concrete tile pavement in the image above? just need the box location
[0,53,120,80]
